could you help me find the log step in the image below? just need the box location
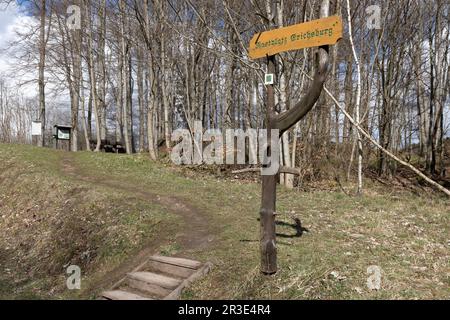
[102,290,152,300]
[100,255,210,300]
[125,276,171,298]
[148,255,202,270]
[127,271,181,290]
[118,284,159,300]
[144,259,196,279]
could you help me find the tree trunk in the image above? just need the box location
[80,76,91,151]
[259,0,330,274]
[276,0,294,189]
[71,16,82,152]
[38,0,46,147]
[137,48,146,153]
[120,0,132,154]
[143,0,157,160]
[346,0,363,194]
[260,55,277,274]
[98,0,107,143]
[156,0,171,149]
[86,0,101,151]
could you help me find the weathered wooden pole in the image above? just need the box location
[260,55,278,274]
[38,0,46,148]
[253,0,334,275]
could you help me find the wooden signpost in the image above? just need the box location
[249,16,342,59]
[249,11,342,275]
[53,125,72,151]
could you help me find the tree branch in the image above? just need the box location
[232,166,302,176]
[296,71,450,197]
[272,1,330,136]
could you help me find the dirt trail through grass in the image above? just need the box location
[2,145,448,299]
[59,153,214,291]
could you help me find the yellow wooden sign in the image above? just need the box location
[249,16,343,59]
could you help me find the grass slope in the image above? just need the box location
[0,143,448,299]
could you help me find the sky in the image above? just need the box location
[0,2,21,72]
[0,2,19,35]
[0,2,37,95]
[0,1,73,131]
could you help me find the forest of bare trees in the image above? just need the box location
[0,0,449,188]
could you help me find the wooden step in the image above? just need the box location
[102,290,152,300]
[127,272,182,290]
[149,256,202,270]
[144,259,196,279]
[118,285,158,300]
[125,276,170,298]
[100,255,211,301]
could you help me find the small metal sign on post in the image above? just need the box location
[264,74,274,85]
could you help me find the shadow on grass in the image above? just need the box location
[240,218,309,244]
[276,218,309,239]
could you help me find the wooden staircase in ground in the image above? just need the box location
[100,255,211,300]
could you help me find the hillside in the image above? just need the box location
[0,144,448,299]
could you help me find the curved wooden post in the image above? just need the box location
[260,55,277,274]
[259,0,331,275]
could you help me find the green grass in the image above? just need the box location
[0,144,179,299]
[0,143,449,299]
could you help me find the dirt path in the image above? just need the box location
[59,154,214,294]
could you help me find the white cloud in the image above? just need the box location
[0,3,25,52]
[0,4,37,97]
[0,2,18,34]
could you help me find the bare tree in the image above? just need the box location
[38,0,47,146]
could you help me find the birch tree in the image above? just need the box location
[346,0,363,194]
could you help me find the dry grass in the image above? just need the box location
[0,143,448,299]
[0,144,179,299]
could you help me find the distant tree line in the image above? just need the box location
[0,0,448,187]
